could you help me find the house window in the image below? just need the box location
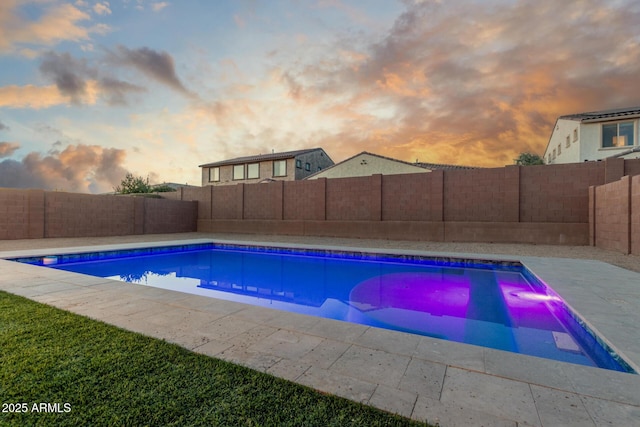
[547,154,551,164]
[247,163,259,179]
[565,136,570,148]
[305,162,310,171]
[557,144,561,155]
[602,121,634,147]
[273,160,287,177]
[573,128,578,141]
[318,166,322,171]
[552,148,556,160]
[209,167,219,182]
[296,159,302,168]
[233,164,244,180]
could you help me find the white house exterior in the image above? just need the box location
[544,106,640,164]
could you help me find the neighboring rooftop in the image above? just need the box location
[414,161,479,171]
[199,148,328,168]
[559,106,640,122]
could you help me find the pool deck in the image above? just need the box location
[1,233,639,426]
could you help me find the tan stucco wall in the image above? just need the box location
[307,153,428,179]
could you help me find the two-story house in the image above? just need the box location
[199,148,334,186]
[544,106,640,164]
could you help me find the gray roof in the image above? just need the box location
[199,148,327,168]
[414,162,478,170]
[560,106,640,122]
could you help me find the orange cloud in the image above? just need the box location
[0,84,68,109]
[0,1,108,55]
[272,0,640,167]
[0,81,100,109]
[0,144,128,193]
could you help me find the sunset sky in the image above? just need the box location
[1,0,639,193]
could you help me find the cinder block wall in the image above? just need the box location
[594,176,631,254]
[632,175,640,255]
[0,189,197,240]
[195,159,639,245]
[189,156,636,248]
[590,164,640,255]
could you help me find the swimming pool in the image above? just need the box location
[13,242,635,373]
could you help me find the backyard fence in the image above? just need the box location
[0,189,197,240]
[2,158,639,246]
[178,158,640,246]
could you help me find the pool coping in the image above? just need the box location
[1,238,640,426]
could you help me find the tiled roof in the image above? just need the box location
[560,106,640,122]
[199,148,325,168]
[414,162,478,170]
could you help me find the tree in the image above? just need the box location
[515,152,544,165]
[114,173,152,194]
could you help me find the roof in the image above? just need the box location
[414,162,478,171]
[559,106,640,122]
[305,151,477,179]
[199,148,327,168]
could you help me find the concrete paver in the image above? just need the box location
[330,344,412,387]
[530,385,595,427]
[412,395,517,427]
[297,366,377,404]
[440,367,541,426]
[398,357,447,400]
[1,233,639,426]
[368,384,418,419]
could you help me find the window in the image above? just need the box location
[557,144,561,155]
[233,164,244,180]
[318,166,322,171]
[296,159,302,168]
[565,136,570,148]
[247,163,259,179]
[209,167,219,182]
[602,121,634,148]
[273,160,286,177]
[547,154,551,164]
[552,148,556,160]
[305,162,310,171]
[573,128,578,142]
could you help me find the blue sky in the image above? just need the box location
[1,0,639,193]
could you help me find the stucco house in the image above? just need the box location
[199,148,334,186]
[544,106,640,164]
[305,151,476,180]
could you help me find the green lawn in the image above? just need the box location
[0,291,431,426]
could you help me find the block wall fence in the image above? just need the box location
[590,174,640,255]
[0,190,197,240]
[177,158,640,246]
[2,158,639,245]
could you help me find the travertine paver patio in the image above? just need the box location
[1,234,639,426]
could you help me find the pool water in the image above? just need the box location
[19,244,634,372]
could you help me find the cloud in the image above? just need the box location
[93,2,112,16]
[107,45,194,96]
[274,0,640,166]
[0,120,8,131]
[0,144,128,193]
[0,1,110,55]
[0,84,70,109]
[35,51,146,106]
[0,142,19,158]
[151,2,169,12]
[39,51,96,104]
[99,77,147,105]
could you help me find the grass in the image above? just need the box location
[0,291,431,426]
